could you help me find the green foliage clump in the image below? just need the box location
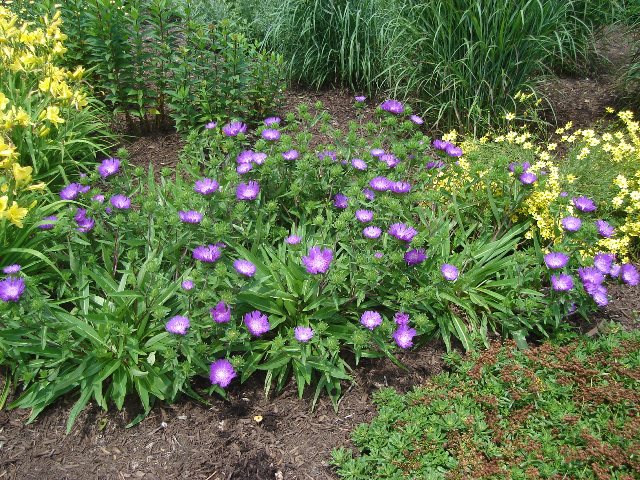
[332,328,640,479]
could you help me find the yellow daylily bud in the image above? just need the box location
[0,92,8,111]
[0,195,7,214]
[26,182,46,191]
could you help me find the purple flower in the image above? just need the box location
[59,183,85,200]
[294,326,314,342]
[179,210,203,224]
[283,150,299,161]
[351,158,367,170]
[426,160,445,169]
[3,264,21,275]
[110,195,131,210]
[234,259,256,277]
[236,181,260,200]
[252,152,267,165]
[165,315,190,335]
[262,129,281,141]
[432,139,449,150]
[584,282,608,306]
[334,193,348,209]
[302,246,333,274]
[38,215,57,229]
[210,301,231,323]
[391,181,411,194]
[393,324,417,349]
[560,191,568,197]
[578,267,605,286]
[441,264,459,281]
[380,99,404,115]
[318,150,337,161]
[561,216,582,232]
[519,172,537,185]
[360,310,383,330]
[404,249,427,266]
[595,219,615,238]
[551,274,574,291]
[92,194,105,203]
[572,196,596,213]
[0,277,26,302]
[593,253,615,274]
[286,235,302,245]
[388,223,418,242]
[237,150,255,165]
[181,280,194,291]
[363,188,376,201]
[621,263,639,286]
[209,359,236,388]
[355,209,373,223]
[194,178,220,195]
[445,144,463,157]
[610,264,622,278]
[205,121,217,130]
[370,148,385,157]
[97,158,120,178]
[192,244,222,263]
[244,310,271,337]
[544,252,569,269]
[264,116,281,126]
[409,114,424,125]
[363,226,382,239]
[222,121,247,137]
[237,163,253,174]
[74,208,95,233]
[394,312,410,325]
[370,176,392,191]
[381,154,400,168]
[354,96,366,102]
[374,252,384,259]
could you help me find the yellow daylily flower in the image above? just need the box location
[12,163,32,187]
[5,200,28,227]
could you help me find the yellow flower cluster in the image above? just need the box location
[520,162,563,241]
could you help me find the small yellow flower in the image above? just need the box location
[5,200,28,227]
[12,163,32,186]
[39,105,65,125]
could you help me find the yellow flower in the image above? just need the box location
[39,105,64,125]
[5,200,28,227]
[0,195,7,214]
[0,92,8,111]
[26,182,46,191]
[12,163,32,186]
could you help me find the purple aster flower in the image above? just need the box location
[237,150,255,165]
[544,252,569,269]
[192,244,222,263]
[363,226,382,239]
[374,252,384,259]
[334,193,348,209]
[621,263,639,286]
[97,157,120,178]
[110,195,131,210]
[610,264,621,278]
[236,181,260,200]
[404,249,427,266]
[0,277,26,302]
[92,194,105,203]
[105,207,112,215]
[578,267,605,286]
[351,158,367,170]
[355,209,374,223]
[302,246,333,274]
[283,150,299,161]
[370,148,385,157]
[561,216,582,232]
[59,183,84,200]
[252,152,267,165]
[572,196,596,213]
[264,116,281,126]
[74,208,95,233]
[209,359,236,388]
[244,310,271,337]
[551,274,574,291]
[210,301,231,323]
[432,139,449,150]
[584,282,608,307]
[354,96,366,102]
[3,264,21,275]
[393,324,417,349]
[262,129,281,141]
[388,223,418,242]
[380,99,404,115]
[409,114,424,125]
[593,253,615,274]
[165,315,190,335]
[560,191,568,197]
[363,188,376,201]
[519,172,537,185]
[234,259,256,277]
[205,121,217,130]
[294,326,314,342]
[318,150,337,161]
[194,178,219,195]
[236,163,253,174]
[426,160,445,169]
[445,144,463,157]
[286,235,302,245]
[222,121,247,137]
[181,279,194,291]
[381,153,400,168]
[394,312,410,325]
[370,176,392,191]
[360,310,383,330]
[391,181,412,194]
[179,210,203,224]
[441,263,459,281]
[595,219,615,238]
[39,215,57,230]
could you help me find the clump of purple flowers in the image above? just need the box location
[75,208,95,233]
[593,253,615,274]
[380,99,404,114]
[193,244,222,263]
[223,121,247,137]
[166,315,190,335]
[360,310,382,330]
[445,144,463,157]
[302,246,333,274]
[210,359,236,388]
[210,302,231,323]
[236,181,260,200]
[194,178,219,195]
[244,310,271,336]
[60,183,89,201]
[381,153,400,168]
[388,223,418,242]
[0,276,26,302]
